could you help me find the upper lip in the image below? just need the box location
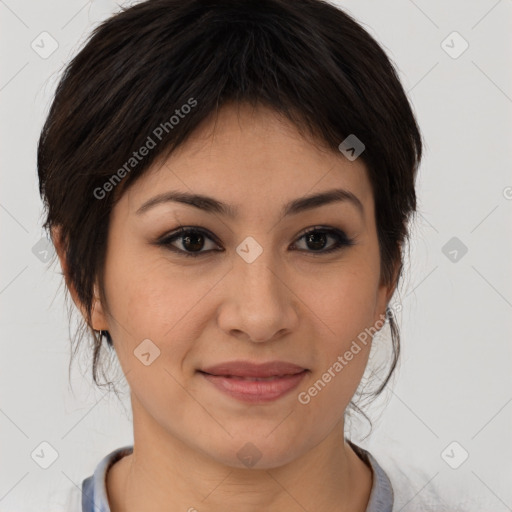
[199,360,307,378]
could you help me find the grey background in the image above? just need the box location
[1,0,511,510]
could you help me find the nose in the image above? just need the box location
[216,247,299,343]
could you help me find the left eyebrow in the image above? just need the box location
[135,187,364,219]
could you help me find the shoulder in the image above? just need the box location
[383,458,441,512]
[349,438,442,512]
[32,445,133,512]
[82,445,134,512]
[365,441,498,512]
[362,440,444,512]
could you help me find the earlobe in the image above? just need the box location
[90,283,110,331]
[374,260,401,327]
[374,285,391,328]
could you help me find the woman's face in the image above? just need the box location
[89,102,394,468]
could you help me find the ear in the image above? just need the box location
[373,255,401,327]
[51,225,110,331]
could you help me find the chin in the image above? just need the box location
[203,434,307,470]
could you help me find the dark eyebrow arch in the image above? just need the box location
[135,187,364,218]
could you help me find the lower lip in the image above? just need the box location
[199,370,308,403]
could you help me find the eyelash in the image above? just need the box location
[156,226,356,258]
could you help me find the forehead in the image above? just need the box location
[118,103,374,220]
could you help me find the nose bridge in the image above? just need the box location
[235,237,283,308]
[220,235,296,342]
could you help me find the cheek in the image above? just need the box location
[298,267,379,398]
[103,254,228,390]
[301,264,380,345]
[297,295,375,431]
[105,250,209,336]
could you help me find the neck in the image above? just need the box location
[107,399,373,512]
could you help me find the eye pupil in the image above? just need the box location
[183,232,204,252]
[305,231,327,251]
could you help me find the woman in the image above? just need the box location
[38,0,424,510]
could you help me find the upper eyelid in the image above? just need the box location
[163,226,220,244]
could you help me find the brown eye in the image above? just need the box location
[159,227,221,257]
[180,231,206,252]
[157,226,355,259]
[292,227,355,255]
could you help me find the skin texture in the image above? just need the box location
[55,102,397,512]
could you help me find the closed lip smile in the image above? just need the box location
[198,360,309,403]
[198,360,308,378]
